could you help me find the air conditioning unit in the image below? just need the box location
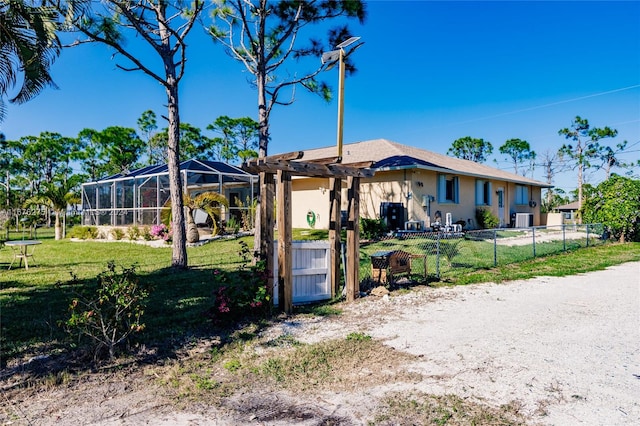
[515,213,533,228]
[404,220,424,231]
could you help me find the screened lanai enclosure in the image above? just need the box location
[81,159,258,227]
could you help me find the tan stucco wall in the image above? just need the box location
[545,213,563,227]
[290,170,545,230]
[504,182,543,226]
[291,177,331,229]
[359,171,408,219]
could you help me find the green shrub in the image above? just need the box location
[582,175,640,242]
[475,208,499,229]
[111,228,125,240]
[61,262,151,360]
[127,225,141,240]
[209,241,271,323]
[360,218,387,240]
[142,226,153,241]
[225,216,240,235]
[68,226,98,239]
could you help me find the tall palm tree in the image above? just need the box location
[26,181,79,240]
[0,0,60,122]
[183,192,228,243]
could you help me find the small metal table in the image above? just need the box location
[5,240,41,270]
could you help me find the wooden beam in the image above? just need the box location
[265,151,304,161]
[243,158,374,178]
[329,178,342,298]
[305,158,376,169]
[277,170,293,313]
[338,161,375,169]
[305,156,341,165]
[346,176,360,302]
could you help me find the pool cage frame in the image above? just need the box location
[81,159,258,228]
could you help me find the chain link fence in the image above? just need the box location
[359,223,607,286]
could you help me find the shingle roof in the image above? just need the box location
[556,201,580,211]
[292,139,551,187]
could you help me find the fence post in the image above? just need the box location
[493,229,497,267]
[586,224,590,247]
[562,224,566,251]
[436,232,441,279]
[532,227,536,258]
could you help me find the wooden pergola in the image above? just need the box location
[243,152,374,313]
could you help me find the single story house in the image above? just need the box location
[285,139,551,230]
[554,201,580,224]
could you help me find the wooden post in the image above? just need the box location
[329,178,342,298]
[346,176,360,302]
[277,170,293,313]
[260,172,275,302]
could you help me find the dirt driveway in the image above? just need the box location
[3,262,639,425]
[259,261,640,425]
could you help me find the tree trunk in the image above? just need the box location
[577,145,583,224]
[253,47,270,261]
[164,67,187,267]
[54,211,62,240]
[185,208,200,243]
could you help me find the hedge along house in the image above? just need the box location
[81,159,258,229]
[286,139,551,231]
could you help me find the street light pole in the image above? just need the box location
[322,36,363,163]
[336,47,346,163]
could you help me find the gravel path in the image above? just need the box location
[368,262,640,424]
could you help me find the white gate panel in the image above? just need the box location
[273,241,332,305]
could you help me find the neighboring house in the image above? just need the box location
[285,139,551,230]
[555,201,580,224]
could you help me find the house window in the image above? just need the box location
[515,185,528,205]
[438,174,459,203]
[475,179,492,206]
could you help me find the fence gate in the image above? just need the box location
[273,241,331,305]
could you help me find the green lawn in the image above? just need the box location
[0,228,253,364]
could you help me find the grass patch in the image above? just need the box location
[451,242,640,285]
[162,328,421,399]
[345,331,371,341]
[293,303,342,317]
[253,334,421,392]
[372,391,527,425]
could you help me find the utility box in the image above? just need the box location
[515,213,533,228]
[380,202,405,231]
[405,220,424,231]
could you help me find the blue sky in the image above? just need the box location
[1,0,639,193]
